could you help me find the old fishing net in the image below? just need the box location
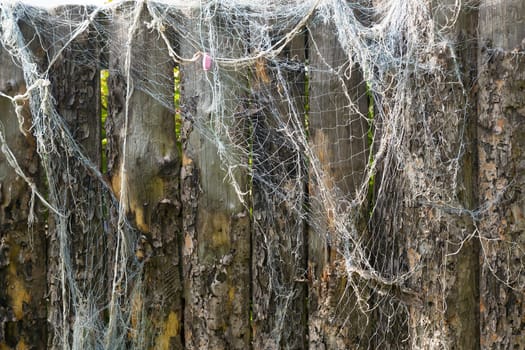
[0,0,521,348]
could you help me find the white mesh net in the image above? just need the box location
[0,0,522,349]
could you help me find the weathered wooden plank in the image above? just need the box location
[0,38,47,350]
[307,18,371,349]
[479,0,525,52]
[107,3,182,348]
[437,3,480,349]
[43,6,105,348]
[251,33,308,349]
[180,10,251,350]
[478,1,525,347]
[394,2,481,348]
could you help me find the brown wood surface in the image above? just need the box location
[398,2,480,348]
[44,6,105,348]
[251,33,308,350]
[0,40,47,350]
[307,18,371,349]
[107,3,183,349]
[478,1,525,347]
[180,10,251,350]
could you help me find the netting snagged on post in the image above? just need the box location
[0,0,522,349]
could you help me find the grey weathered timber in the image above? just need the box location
[439,3,480,349]
[479,0,525,52]
[251,33,308,350]
[107,3,183,348]
[397,2,480,348]
[478,1,525,347]
[0,40,47,350]
[307,19,371,349]
[180,10,251,350]
[45,6,105,348]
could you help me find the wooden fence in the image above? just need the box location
[0,1,524,349]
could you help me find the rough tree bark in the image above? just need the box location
[107,3,183,348]
[0,39,47,350]
[478,0,525,347]
[389,3,480,348]
[180,10,251,350]
[436,3,480,349]
[45,6,105,348]
[307,18,371,349]
[251,32,308,349]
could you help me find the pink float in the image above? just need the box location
[202,52,212,71]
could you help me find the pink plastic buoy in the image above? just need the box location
[202,52,212,71]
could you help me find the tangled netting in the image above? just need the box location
[0,0,522,348]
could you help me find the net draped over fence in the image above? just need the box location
[0,0,523,349]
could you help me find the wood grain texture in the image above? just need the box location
[376,3,481,348]
[478,1,525,347]
[0,40,47,350]
[180,10,251,350]
[44,6,105,348]
[107,3,183,348]
[307,17,371,349]
[251,32,308,350]
[479,0,525,51]
[401,3,481,349]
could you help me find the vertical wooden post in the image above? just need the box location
[180,9,251,350]
[438,3,480,349]
[307,19,371,349]
[107,3,183,348]
[397,2,480,348]
[0,40,47,350]
[251,33,308,349]
[478,1,525,347]
[45,6,104,348]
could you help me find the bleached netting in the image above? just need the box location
[0,0,522,348]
